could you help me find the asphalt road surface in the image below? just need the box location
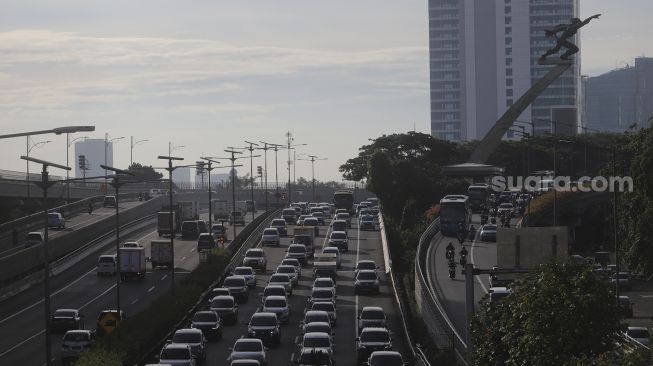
[0,210,259,366]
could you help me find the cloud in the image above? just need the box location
[0,29,427,115]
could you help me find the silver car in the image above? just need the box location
[60,330,95,361]
[261,228,280,246]
[268,273,293,295]
[233,266,257,288]
[227,338,267,366]
[210,295,239,325]
[275,265,299,286]
[171,328,206,362]
[300,332,335,359]
[262,295,290,324]
[159,343,195,366]
[310,301,337,326]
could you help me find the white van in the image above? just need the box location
[97,254,117,276]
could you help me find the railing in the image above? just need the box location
[414,218,469,364]
[378,212,431,366]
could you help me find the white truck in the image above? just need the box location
[212,199,229,220]
[119,247,146,280]
[157,211,177,237]
[150,240,173,268]
[235,200,248,214]
[179,201,199,221]
[292,227,316,258]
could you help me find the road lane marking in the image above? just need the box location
[181,256,187,262]
[161,274,168,281]
[130,299,139,305]
[148,286,155,293]
[354,222,361,338]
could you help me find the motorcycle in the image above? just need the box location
[459,253,467,267]
[446,248,455,261]
[448,262,456,279]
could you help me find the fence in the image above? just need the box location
[414,218,469,364]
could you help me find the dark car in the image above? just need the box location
[354,270,380,294]
[197,233,217,251]
[191,310,223,341]
[356,328,392,364]
[181,220,202,240]
[365,351,406,366]
[270,219,288,237]
[282,208,298,224]
[618,295,634,318]
[210,295,239,325]
[247,312,281,346]
[51,309,83,333]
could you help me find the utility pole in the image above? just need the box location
[284,131,307,203]
[223,150,244,240]
[157,155,184,295]
[258,142,271,211]
[244,141,260,221]
[298,155,327,202]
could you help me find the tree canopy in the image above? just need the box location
[470,261,623,365]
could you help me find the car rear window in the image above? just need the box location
[63,332,89,342]
[160,348,191,360]
[264,298,287,308]
[270,274,289,282]
[224,277,245,287]
[193,312,217,322]
[330,232,346,240]
[211,298,234,308]
[27,233,42,241]
[173,331,201,343]
[246,250,264,257]
[263,229,277,235]
[234,340,262,352]
[98,256,115,264]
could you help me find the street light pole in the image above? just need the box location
[130,137,149,167]
[100,165,135,323]
[66,134,87,204]
[104,134,124,182]
[198,158,220,231]
[258,142,270,211]
[298,155,327,203]
[26,137,52,199]
[157,155,184,295]
[223,150,244,240]
[244,141,260,221]
[20,156,70,366]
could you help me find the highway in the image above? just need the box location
[0,200,145,257]
[141,214,409,365]
[0,209,258,366]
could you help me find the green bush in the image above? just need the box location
[73,248,231,365]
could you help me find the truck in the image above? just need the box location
[157,211,177,237]
[178,201,199,221]
[212,199,229,220]
[333,190,355,215]
[292,227,316,258]
[235,200,248,214]
[119,247,146,280]
[150,240,173,268]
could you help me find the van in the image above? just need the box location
[97,255,117,276]
[47,212,66,229]
[103,196,117,208]
[181,220,202,240]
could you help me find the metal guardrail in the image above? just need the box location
[378,212,431,366]
[138,208,281,365]
[414,218,469,364]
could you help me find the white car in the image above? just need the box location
[627,326,651,347]
[122,241,142,248]
[280,258,302,275]
[300,332,335,359]
[227,338,267,366]
[275,265,299,286]
[171,328,206,362]
[60,330,95,361]
[321,247,341,268]
[261,228,280,246]
[313,277,336,293]
[262,295,290,324]
[310,301,337,326]
[97,255,117,276]
[159,343,195,366]
[47,212,66,229]
[268,273,293,295]
[232,266,257,288]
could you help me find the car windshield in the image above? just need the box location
[357,272,377,280]
[305,314,328,323]
[361,330,390,342]
[315,279,333,287]
[330,232,346,240]
[277,267,294,273]
[198,236,213,242]
[281,260,298,267]
[54,310,76,318]
[629,329,650,338]
[234,341,262,352]
[336,214,349,219]
[234,268,253,276]
[270,275,289,282]
[362,310,385,319]
[312,303,334,312]
[251,315,277,326]
[224,278,245,287]
[263,229,277,235]
[246,251,264,258]
[193,312,217,322]
[27,233,42,241]
[306,324,330,333]
[370,354,402,366]
[264,288,285,297]
[265,299,287,307]
[173,332,201,343]
[362,215,374,221]
[304,336,330,348]
[272,220,286,226]
[289,246,306,253]
[63,332,89,342]
[211,299,234,308]
[48,213,59,219]
[357,262,376,270]
[483,225,497,231]
[98,256,114,263]
[161,348,191,360]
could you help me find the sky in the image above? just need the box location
[1,0,651,182]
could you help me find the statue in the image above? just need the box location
[539,14,601,62]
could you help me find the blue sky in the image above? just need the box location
[1,0,651,181]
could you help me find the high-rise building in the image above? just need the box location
[584,57,653,132]
[428,0,580,141]
[74,138,109,179]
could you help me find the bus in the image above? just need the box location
[467,184,490,212]
[439,195,471,237]
[332,190,354,215]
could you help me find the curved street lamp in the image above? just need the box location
[26,138,52,198]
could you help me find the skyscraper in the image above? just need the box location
[428,0,580,141]
[74,139,109,179]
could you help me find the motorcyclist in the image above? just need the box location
[448,260,457,279]
[459,247,468,266]
[446,242,455,261]
[87,203,93,215]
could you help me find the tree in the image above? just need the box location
[470,261,622,365]
[126,163,163,182]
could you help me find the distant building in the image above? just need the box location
[584,57,653,132]
[172,166,191,187]
[75,139,108,179]
[428,0,580,141]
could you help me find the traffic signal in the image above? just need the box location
[78,155,86,170]
[257,166,263,176]
[195,161,205,175]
